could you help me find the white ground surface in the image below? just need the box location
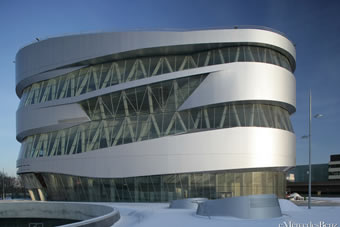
[106,199,340,227]
[311,197,340,202]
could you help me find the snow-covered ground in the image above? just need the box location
[106,199,340,227]
[311,197,340,202]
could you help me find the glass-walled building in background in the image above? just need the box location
[15,28,296,202]
[287,155,340,196]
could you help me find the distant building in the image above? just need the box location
[287,164,329,183]
[287,154,340,196]
[329,154,340,181]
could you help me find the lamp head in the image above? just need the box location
[314,114,323,118]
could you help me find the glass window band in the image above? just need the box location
[20,169,286,202]
[19,75,293,159]
[19,45,293,107]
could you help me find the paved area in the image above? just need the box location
[292,199,340,206]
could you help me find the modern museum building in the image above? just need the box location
[16,28,296,202]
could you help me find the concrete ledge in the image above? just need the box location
[169,198,208,209]
[196,194,282,219]
[0,201,120,227]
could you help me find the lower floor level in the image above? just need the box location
[20,168,286,202]
[287,181,340,197]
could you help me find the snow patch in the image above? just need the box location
[279,199,302,212]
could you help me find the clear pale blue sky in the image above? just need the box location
[0,0,339,176]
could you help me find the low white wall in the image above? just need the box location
[0,201,120,227]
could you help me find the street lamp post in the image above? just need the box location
[305,90,323,209]
[2,168,4,200]
[308,90,312,209]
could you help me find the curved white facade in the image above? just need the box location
[16,28,296,202]
[18,127,295,178]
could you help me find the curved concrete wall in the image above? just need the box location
[17,127,295,178]
[169,198,208,209]
[196,194,282,219]
[0,201,120,226]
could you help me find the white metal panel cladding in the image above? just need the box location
[17,44,293,99]
[16,29,295,92]
[16,103,90,141]
[17,127,295,178]
[179,62,296,112]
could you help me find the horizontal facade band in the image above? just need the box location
[16,62,295,111]
[16,103,90,141]
[18,103,293,156]
[17,127,296,178]
[179,63,296,112]
[17,44,294,98]
[329,161,340,165]
[20,169,287,201]
[16,29,296,91]
[16,66,86,97]
[329,168,340,172]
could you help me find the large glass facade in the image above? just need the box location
[21,169,286,202]
[19,75,293,159]
[19,45,292,107]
